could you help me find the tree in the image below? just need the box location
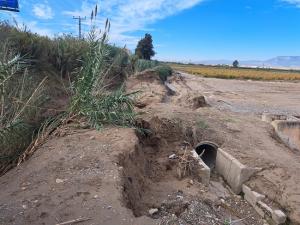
[135,33,155,60]
[233,60,239,68]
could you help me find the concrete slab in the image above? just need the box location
[191,150,210,185]
[164,82,176,95]
[256,201,273,219]
[242,185,287,225]
[176,150,211,186]
[272,210,287,225]
[243,185,265,207]
[216,148,260,194]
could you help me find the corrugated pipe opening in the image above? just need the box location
[195,141,218,169]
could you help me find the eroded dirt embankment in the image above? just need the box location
[119,115,264,225]
[0,70,300,224]
[119,116,207,217]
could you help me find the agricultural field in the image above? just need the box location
[170,63,300,80]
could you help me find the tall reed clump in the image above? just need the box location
[0,41,46,171]
[70,19,136,129]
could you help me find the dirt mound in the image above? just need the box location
[165,74,210,109]
[192,95,208,109]
[127,71,167,108]
[134,69,162,83]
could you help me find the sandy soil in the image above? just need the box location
[181,72,300,115]
[0,128,155,225]
[0,70,300,224]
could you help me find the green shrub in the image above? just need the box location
[134,59,159,73]
[0,21,88,79]
[154,65,173,82]
[0,21,137,82]
[49,35,88,77]
[133,59,173,81]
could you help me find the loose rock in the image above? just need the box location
[169,154,177,159]
[149,208,159,215]
[55,178,64,184]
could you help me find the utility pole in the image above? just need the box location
[73,16,86,39]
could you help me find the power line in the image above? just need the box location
[72,16,86,39]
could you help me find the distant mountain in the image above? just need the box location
[264,56,300,68]
[195,59,233,66]
[196,56,300,69]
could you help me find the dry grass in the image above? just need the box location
[170,63,300,81]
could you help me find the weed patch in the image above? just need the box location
[196,119,209,129]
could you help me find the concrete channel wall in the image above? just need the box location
[272,120,300,151]
[192,143,287,224]
[214,148,287,224]
[215,148,260,194]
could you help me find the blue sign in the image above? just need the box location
[0,0,19,12]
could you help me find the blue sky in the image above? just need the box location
[0,0,300,61]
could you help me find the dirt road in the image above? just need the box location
[181,72,300,115]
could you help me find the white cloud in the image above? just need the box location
[281,0,300,7]
[33,3,54,19]
[63,0,204,47]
